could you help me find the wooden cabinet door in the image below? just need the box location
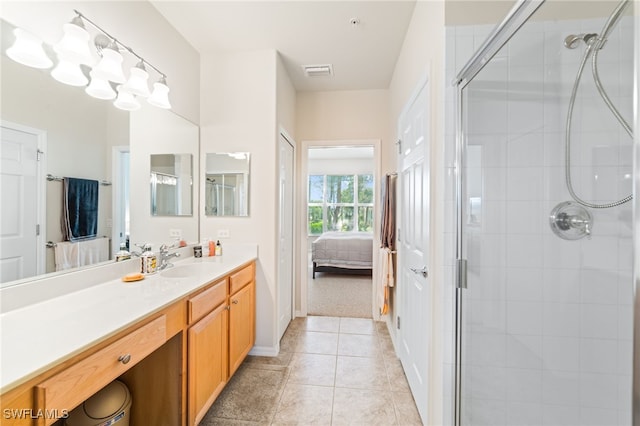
[228,281,255,377]
[188,303,228,426]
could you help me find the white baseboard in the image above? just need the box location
[249,345,279,357]
[295,310,305,317]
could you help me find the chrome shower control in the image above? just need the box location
[549,201,593,240]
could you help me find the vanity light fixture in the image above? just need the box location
[85,71,117,100]
[114,86,141,111]
[4,10,171,110]
[51,58,88,86]
[53,15,94,66]
[6,28,53,69]
[92,36,126,84]
[121,61,151,97]
[147,76,171,109]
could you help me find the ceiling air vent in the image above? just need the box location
[303,64,333,77]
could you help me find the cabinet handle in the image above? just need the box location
[232,299,239,304]
[118,354,131,364]
[225,305,231,310]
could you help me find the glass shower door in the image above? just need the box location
[454,1,635,425]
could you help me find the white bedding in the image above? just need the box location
[311,232,373,269]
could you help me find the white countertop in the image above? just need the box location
[0,246,257,394]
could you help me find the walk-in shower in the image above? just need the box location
[447,0,636,424]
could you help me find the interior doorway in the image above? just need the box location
[299,140,381,319]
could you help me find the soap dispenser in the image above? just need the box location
[215,240,222,256]
[140,244,157,274]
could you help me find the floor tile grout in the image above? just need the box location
[201,315,421,426]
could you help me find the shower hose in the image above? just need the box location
[565,0,634,209]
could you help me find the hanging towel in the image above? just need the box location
[54,241,80,271]
[378,247,395,315]
[378,173,397,316]
[54,237,109,271]
[62,177,99,242]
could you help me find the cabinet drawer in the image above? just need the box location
[36,315,166,425]
[230,263,254,294]
[188,278,227,324]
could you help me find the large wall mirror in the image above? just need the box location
[150,154,193,216]
[205,153,250,217]
[0,18,199,288]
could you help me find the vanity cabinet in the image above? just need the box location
[229,279,255,376]
[187,262,255,425]
[36,316,167,426]
[0,260,256,426]
[187,279,229,425]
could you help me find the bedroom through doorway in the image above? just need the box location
[304,144,376,319]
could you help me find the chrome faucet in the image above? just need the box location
[158,244,180,270]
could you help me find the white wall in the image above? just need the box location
[295,89,389,313]
[200,49,281,354]
[296,90,389,142]
[130,103,199,248]
[307,157,373,175]
[388,2,446,425]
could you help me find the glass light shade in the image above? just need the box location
[54,21,94,66]
[147,80,171,109]
[114,87,140,111]
[6,28,53,69]
[85,73,116,100]
[92,47,126,83]
[51,59,88,86]
[121,66,150,97]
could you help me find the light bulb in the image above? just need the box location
[6,28,53,69]
[51,58,88,86]
[53,17,94,66]
[86,72,116,100]
[147,77,171,109]
[120,63,150,97]
[92,43,126,83]
[114,86,141,111]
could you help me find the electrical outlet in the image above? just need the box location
[169,229,182,238]
[217,229,230,238]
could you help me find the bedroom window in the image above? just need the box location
[308,174,374,235]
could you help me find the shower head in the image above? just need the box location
[564,33,598,49]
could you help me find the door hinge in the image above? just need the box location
[396,316,401,329]
[396,139,402,154]
[37,149,44,161]
[456,258,467,289]
[36,224,40,236]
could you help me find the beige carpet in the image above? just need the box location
[307,272,372,318]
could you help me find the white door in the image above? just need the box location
[398,80,430,422]
[277,134,295,340]
[0,124,41,283]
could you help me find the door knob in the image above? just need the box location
[410,266,428,278]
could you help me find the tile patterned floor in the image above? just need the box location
[200,316,422,425]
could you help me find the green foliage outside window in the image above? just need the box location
[307,174,373,234]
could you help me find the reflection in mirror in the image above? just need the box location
[0,18,199,288]
[205,153,250,217]
[0,18,129,287]
[150,154,193,216]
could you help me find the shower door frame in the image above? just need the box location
[451,1,544,424]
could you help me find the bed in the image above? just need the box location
[311,232,373,279]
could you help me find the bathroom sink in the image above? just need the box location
[159,264,198,278]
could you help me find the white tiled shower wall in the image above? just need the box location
[443,14,634,426]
